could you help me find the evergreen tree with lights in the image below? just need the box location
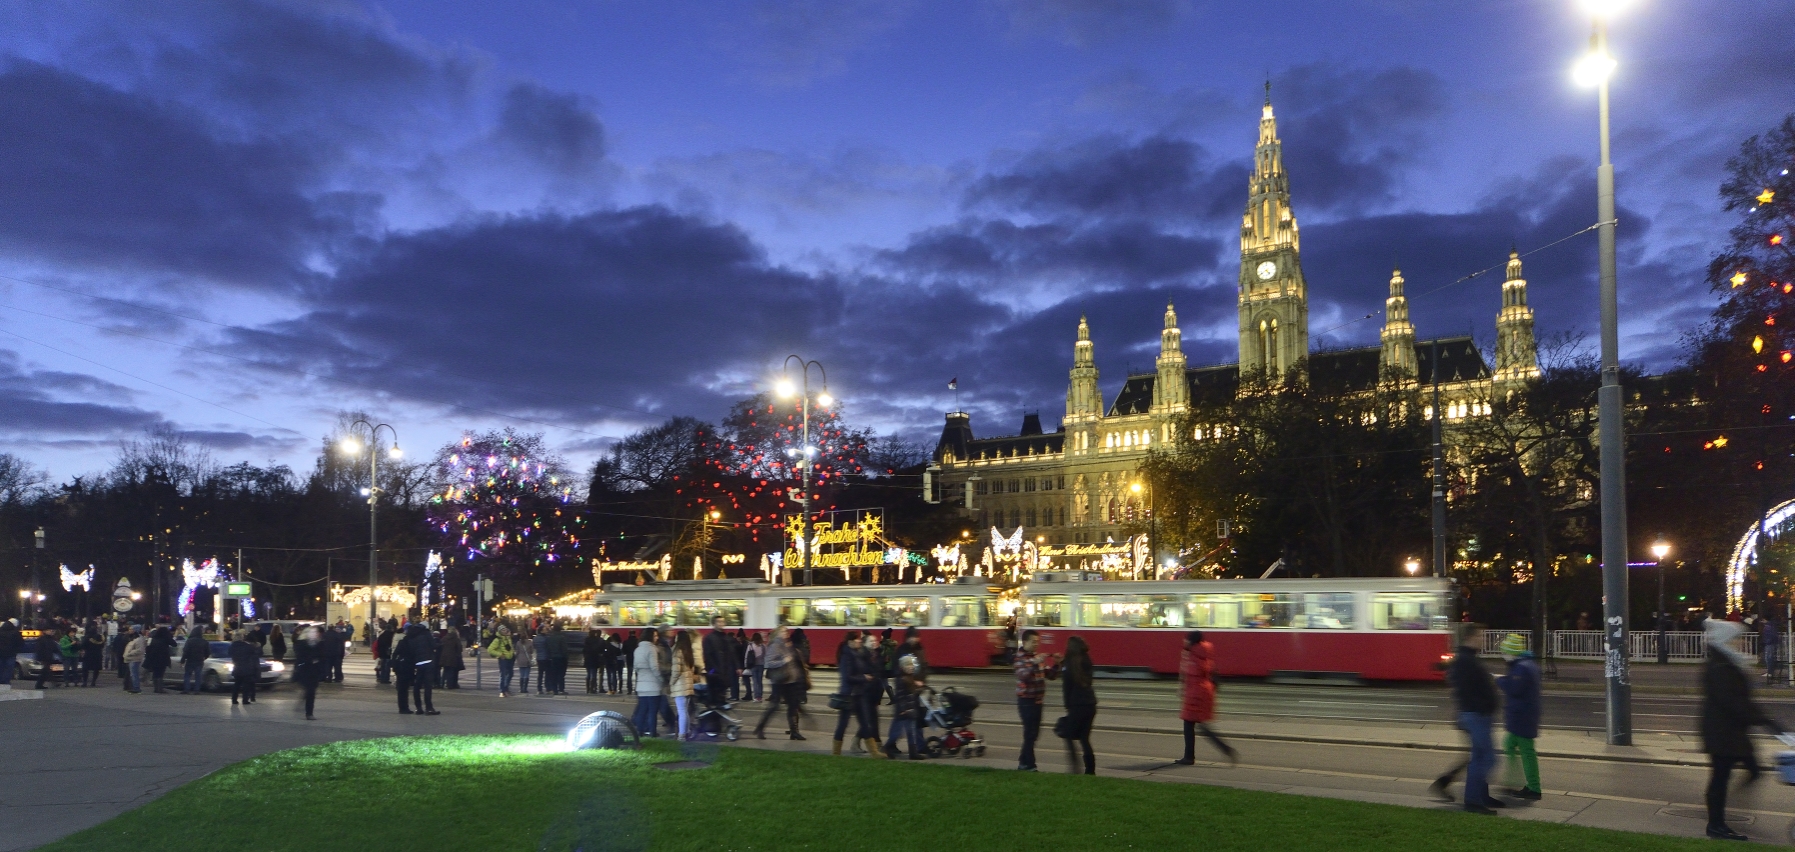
[426,428,585,588]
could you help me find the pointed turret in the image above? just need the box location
[1237,85,1309,382]
[1379,268,1418,384]
[1494,249,1540,383]
[1066,315,1101,420]
[1153,301,1188,413]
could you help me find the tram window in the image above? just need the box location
[939,596,993,627]
[1186,594,1240,628]
[777,599,807,626]
[1078,595,1149,628]
[677,599,746,627]
[1238,593,1297,628]
[1018,595,1069,627]
[877,598,930,627]
[591,602,614,626]
[617,600,656,626]
[1372,592,1447,630]
[1301,593,1354,629]
[1143,595,1185,628]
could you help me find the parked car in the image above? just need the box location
[11,630,64,682]
[196,641,285,692]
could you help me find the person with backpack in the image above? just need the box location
[489,624,517,696]
[1058,635,1097,775]
[1174,630,1238,765]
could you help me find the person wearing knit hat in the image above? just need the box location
[1497,633,1542,800]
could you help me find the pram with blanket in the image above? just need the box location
[921,686,985,758]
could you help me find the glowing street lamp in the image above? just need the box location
[341,419,401,636]
[777,356,830,586]
[1574,0,1634,746]
[1405,559,1422,576]
[1652,538,1671,664]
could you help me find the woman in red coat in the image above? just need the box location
[1175,631,1237,765]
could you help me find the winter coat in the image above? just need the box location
[545,630,568,661]
[487,633,515,661]
[145,629,174,672]
[0,622,18,657]
[584,631,606,669]
[399,625,436,669]
[122,635,147,664]
[838,645,873,696]
[294,637,324,684]
[513,636,535,668]
[1179,642,1218,723]
[439,630,465,671]
[1498,656,1542,739]
[269,631,287,658]
[1702,648,1780,758]
[703,630,738,677]
[181,633,211,664]
[669,651,696,698]
[83,632,105,666]
[58,634,79,661]
[228,639,260,676]
[1447,644,1498,716]
[1061,654,1097,709]
[633,641,664,696]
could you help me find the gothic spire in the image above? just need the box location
[1495,250,1539,383]
[1380,267,1417,383]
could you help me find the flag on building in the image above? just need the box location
[948,378,958,390]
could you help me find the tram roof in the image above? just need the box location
[581,576,1451,599]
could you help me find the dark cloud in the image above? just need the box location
[0,351,162,435]
[966,135,1245,223]
[0,60,357,287]
[1274,65,1447,214]
[879,217,1223,291]
[175,429,302,453]
[495,81,607,174]
[232,206,839,421]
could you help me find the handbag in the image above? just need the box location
[1052,715,1072,739]
[827,692,849,711]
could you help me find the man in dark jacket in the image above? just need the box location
[1430,624,1501,814]
[180,629,210,694]
[1496,632,1542,800]
[0,619,20,686]
[229,630,262,705]
[373,621,396,685]
[545,623,569,696]
[703,616,738,703]
[33,629,57,689]
[622,631,638,693]
[144,626,175,694]
[324,624,347,683]
[1701,619,1782,840]
[400,623,439,715]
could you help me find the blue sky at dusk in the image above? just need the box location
[0,0,1788,479]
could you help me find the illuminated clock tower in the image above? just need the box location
[1237,85,1309,382]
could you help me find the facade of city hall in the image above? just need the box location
[930,94,1543,550]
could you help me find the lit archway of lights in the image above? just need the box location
[1726,498,1795,614]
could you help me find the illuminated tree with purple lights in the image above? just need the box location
[427,428,584,585]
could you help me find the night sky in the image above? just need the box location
[0,0,1788,478]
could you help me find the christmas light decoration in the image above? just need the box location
[58,564,93,592]
[421,551,443,611]
[1761,188,1777,204]
[1733,270,1750,287]
[688,394,871,547]
[427,429,583,583]
[176,558,221,616]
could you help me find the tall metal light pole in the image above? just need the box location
[1651,539,1670,665]
[1430,341,1447,579]
[340,421,401,641]
[777,357,830,586]
[1574,0,1631,744]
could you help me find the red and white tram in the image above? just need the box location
[570,575,1454,682]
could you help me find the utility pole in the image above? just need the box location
[1430,341,1447,579]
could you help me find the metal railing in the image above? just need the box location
[1481,629,1761,663]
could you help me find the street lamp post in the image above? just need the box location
[1575,0,1632,746]
[777,357,830,586]
[1651,539,1670,665]
[340,421,401,641]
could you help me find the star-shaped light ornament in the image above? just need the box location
[1733,270,1750,288]
[1760,188,1777,204]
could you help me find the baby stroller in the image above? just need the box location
[693,682,743,741]
[922,687,985,758]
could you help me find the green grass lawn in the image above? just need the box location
[44,735,1719,852]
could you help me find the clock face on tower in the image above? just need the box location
[1256,260,1277,280]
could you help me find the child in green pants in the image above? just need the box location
[1497,632,1542,798]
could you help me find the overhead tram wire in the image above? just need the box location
[0,270,664,421]
[1311,222,1605,341]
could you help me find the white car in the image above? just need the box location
[195,641,286,692]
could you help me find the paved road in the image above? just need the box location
[8,657,1795,850]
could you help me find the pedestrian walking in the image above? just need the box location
[228,629,260,705]
[180,627,209,694]
[832,631,872,755]
[1431,624,1502,814]
[440,627,465,689]
[546,623,570,696]
[401,622,440,715]
[671,630,698,740]
[893,626,927,677]
[122,625,147,694]
[533,629,550,694]
[883,654,926,759]
[1701,619,1784,841]
[514,629,536,698]
[754,625,806,740]
[1496,633,1542,800]
[145,625,174,694]
[490,625,517,696]
[325,623,346,683]
[1058,635,1097,775]
[744,632,765,701]
[269,624,287,664]
[1013,629,1060,771]
[1762,617,1782,681]
[81,625,104,686]
[632,626,666,737]
[1173,630,1238,765]
[0,619,19,687]
[584,626,605,694]
[703,616,739,703]
[295,625,324,720]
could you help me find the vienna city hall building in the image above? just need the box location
[930,94,1543,556]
